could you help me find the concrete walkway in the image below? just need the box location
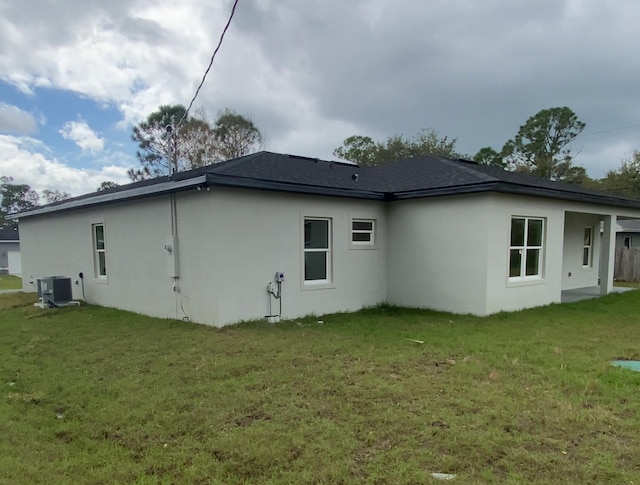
[561,285,635,303]
[0,289,22,294]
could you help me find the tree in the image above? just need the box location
[42,189,71,204]
[129,106,264,181]
[332,136,378,166]
[474,146,505,167]
[96,181,120,191]
[501,107,586,181]
[211,109,264,161]
[0,176,40,225]
[333,128,465,166]
[130,104,216,180]
[592,151,640,199]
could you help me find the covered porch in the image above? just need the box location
[561,210,640,300]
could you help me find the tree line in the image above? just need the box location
[0,176,73,226]
[333,106,640,199]
[3,104,640,227]
[0,105,264,225]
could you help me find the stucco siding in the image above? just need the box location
[387,195,490,315]
[175,189,387,326]
[20,197,177,319]
[20,188,387,326]
[483,195,628,314]
[484,194,565,314]
[18,180,640,326]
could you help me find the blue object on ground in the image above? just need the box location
[611,360,640,372]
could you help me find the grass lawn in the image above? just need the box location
[2,292,640,484]
[0,274,22,290]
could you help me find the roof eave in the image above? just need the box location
[389,181,640,209]
[9,175,208,219]
[492,182,640,209]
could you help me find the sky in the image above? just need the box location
[1,0,640,196]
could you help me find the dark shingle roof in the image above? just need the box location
[11,151,640,218]
[371,156,640,208]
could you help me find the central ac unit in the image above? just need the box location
[37,276,73,306]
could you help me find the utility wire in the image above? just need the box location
[175,0,240,131]
[575,123,640,138]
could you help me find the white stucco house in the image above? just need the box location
[12,152,640,326]
[0,226,21,275]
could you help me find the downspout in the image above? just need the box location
[168,124,189,321]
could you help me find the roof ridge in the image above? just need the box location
[438,157,499,183]
[209,151,268,174]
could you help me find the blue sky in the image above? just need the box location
[1,80,132,164]
[0,79,136,195]
[1,0,640,196]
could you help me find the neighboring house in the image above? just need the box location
[613,219,640,282]
[616,219,640,249]
[0,226,20,275]
[11,152,640,327]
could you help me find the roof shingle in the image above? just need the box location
[11,151,640,218]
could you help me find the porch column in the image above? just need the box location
[600,214,616,295]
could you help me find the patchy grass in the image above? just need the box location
[2,293,640,484]
[0,274,21,290]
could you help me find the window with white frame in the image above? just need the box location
[92,223,107,278]
[351,219,375,246]
[304,218,331,283]
[582,227,593,267]
[509,217,544,280]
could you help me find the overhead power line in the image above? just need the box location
[576,123,640,139]
[175,0,240,131]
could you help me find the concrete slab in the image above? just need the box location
[561,285,635,303]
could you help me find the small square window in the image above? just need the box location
[351,219,375,246]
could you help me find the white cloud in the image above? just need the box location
[59,120,105,153]
[0,0,639,181]
[0,0,230,127]
[0,135,130,195]
[0,103,38,134]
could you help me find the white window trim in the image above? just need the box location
[350,217,377,249]
[508,216,545,283]
[301,216,334,289]
[582,226,593,268]
[91,222,108,282]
